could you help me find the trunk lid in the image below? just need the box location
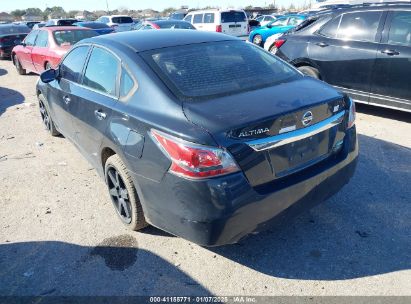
[183,77,348,186]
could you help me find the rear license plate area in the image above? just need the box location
[268,130,330,178]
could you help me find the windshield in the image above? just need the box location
[112,16,133,24]
[221,11,247,23]
[270,18,288,26]
[0,25,30,35]
[53,30,97,46]
[157,21,195,29]
[142,40,297,99]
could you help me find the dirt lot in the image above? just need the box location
[0,59,410,297]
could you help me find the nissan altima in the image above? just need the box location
[37,30,358,246]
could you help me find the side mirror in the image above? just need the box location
[20,42,26,47]
[40,68,57,83]
[266,24,273,29]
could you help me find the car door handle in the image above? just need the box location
[94,110,107,120]
[381,49,400,56]
[316,42,329,47]
[63,96,71,104]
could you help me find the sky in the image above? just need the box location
[1,0,310,12]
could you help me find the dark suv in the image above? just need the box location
[272,3,411,112]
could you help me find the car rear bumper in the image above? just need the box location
[133,127,358,246]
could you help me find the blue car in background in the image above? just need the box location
[249,14,307,46]
[73,22,114,35]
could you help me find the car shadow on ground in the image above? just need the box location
[0,237,211,296]
[210,134,411,280]
[0,86,25,116]
[356,103,411,123]
[0,68,7,76]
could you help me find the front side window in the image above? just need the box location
[288,17,303,26]
[83,47,119,96]
[143,41,298,99]
[112,16,133,24]
[388,11,411,46]
[193,14,203,24]
[35,30,48,47]
[24,30,38,46]
[183,15,192,23]
[60,46,89,83]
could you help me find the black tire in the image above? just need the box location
[13,55,26,75]
[105,154,148,231]
[297,66,320,79]
[268,44,277,54]
[38,94,60,136]
[252,34,263,47]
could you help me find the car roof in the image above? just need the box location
[41,26,91,32]
[152,20,191,24]
[80,29,238,52]
[187,8,246,14]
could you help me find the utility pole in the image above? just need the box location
[106,0,110,13]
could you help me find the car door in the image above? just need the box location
[309,10,386,103]
[31,30,48,73]
[70,46,119,168]
[370,10,411,111]
[19,30,38,71]
[46,45,91,141]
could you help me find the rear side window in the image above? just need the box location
[120,68,135,97]
[143,41,297,99]
[83,47,119,96]
[388,11,411,46]
[204,13,215,23]
[221,11,247,23]
[57,20,77,26]
[35,30,48,47]
[60,46,89,83]
[193,14,203,24]
[112,16,133,24]
[320,11,382,42]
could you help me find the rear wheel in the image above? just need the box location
[38,94,60,136]
[13,55,26,75]
[297,66,320,79]
[252,34,263,47]
[105,154,148,231]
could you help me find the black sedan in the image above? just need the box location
[0,24,30,59]
[37,30,358,246]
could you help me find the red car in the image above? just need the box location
[11,26,97,75]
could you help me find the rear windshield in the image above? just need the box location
[221,11,247,23]
[142,40,297,99]
[57,20,78,26]
[0,25,30,35]
[53,30,97,46]
[112,16,133,24]
[157,21,195,29]
[79,22,109,29]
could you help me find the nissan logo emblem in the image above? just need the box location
[302,111,313,126]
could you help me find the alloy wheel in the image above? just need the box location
[107,166,132,224]
[39,100,51,132]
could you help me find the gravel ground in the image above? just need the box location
[0,59,410,297]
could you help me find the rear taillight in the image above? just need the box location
[347,98,356,129]
[274,39,286,49]
[151,129,239,179]
[216,25,222,32]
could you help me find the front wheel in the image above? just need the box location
[252,34,263,47]
[13,55,26,75]
[38,94,60,136]
[105,154,148,231]
[297,66,320,79]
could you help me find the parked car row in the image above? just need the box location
[265,3,411,112]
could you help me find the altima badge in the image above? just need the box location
[239,128,270,138]
[302,111,313,126]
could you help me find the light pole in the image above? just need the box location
[106,0,110,13]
